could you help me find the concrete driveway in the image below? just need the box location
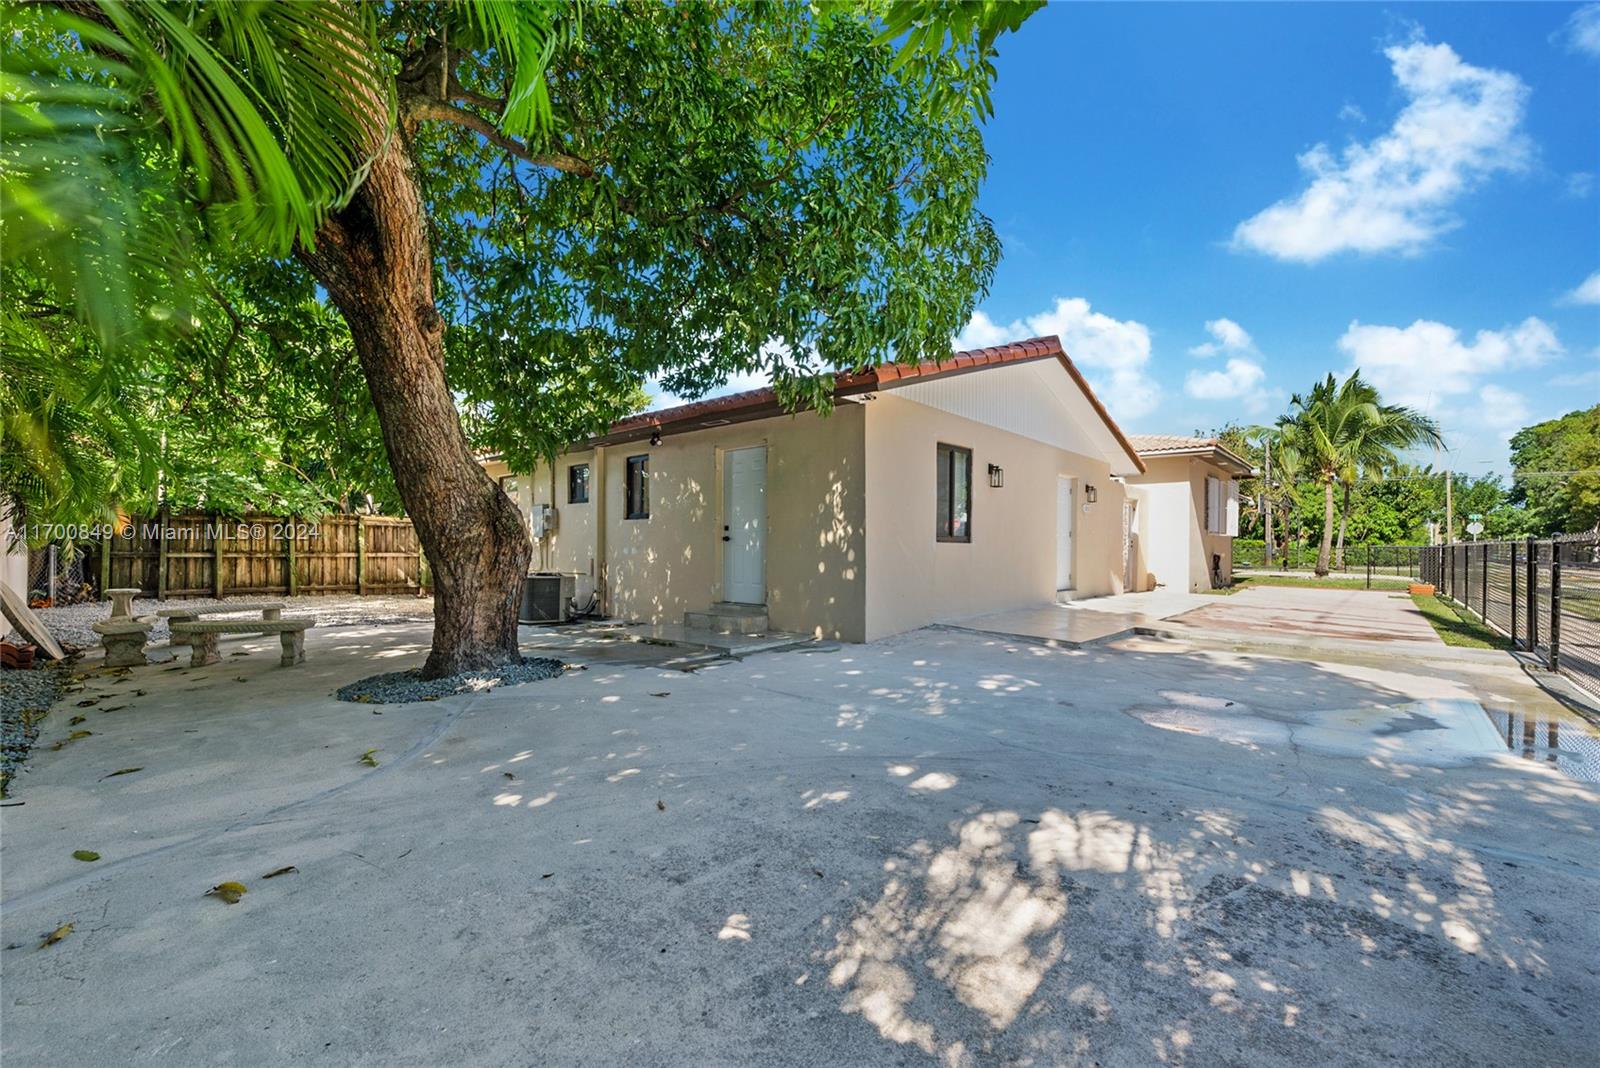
[2,620,1597,1066]
[1164,586,1444,645]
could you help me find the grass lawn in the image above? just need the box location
[1205,573,1415,595]
[1410,593,1515,650]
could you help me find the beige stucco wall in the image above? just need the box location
[600,407,867,640]
[1125,455,1236,593]
[861,393,1127,641]
[0,511,28,604]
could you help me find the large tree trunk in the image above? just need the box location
[1315,480,1335,576]
[298,134,531,678]
[1335,482,1351,570]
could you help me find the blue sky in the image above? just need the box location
[655,3,1600,476]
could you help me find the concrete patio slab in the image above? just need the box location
[3,620,1597,1067]
[941,589,1216,648]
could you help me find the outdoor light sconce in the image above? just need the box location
[649,429,662,447]
[1084,484,1098,504]
[988,464,1004,488]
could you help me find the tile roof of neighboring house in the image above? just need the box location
[1127,434,1255,475]
[590,336,1146,472]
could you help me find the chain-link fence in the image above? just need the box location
[1422,535,1600,699]
[23,541,100,607]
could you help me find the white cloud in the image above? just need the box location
[1561,270,1600,305]
[1232,37,1530,263]
[1188,317,1253,358]
[1560,4,1600,57]
[955,297,1160,418]
[1336,316,1563,411]
[1338,102,1367,124]
[1474,384,1532,432]
[1567,172,1595,198]
[1184,357,1271,410]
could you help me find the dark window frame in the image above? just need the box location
[625,454,650,520]
[567,463,590,505]
[936,443,972,543]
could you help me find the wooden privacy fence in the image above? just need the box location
[100,512,431,599]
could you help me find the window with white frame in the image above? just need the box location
[1204,476,1239,536]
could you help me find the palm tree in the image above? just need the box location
[1278,372,1441,576]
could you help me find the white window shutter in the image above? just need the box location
[1225,480,1240,537]
[1204,476,1217,534]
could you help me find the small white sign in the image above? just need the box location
[1466,521,1484,536]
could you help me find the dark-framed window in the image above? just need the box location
[568,463,590,504]
[625,455,649,519]
[936,443,972,542]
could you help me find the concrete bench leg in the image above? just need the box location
[280,630,305,666]
[102,631,149,668]
[189,632,221,668]
[168,613,198,647]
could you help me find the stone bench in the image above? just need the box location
[159,603,285,646]
[169,618,313,668]
[92,618,156,668]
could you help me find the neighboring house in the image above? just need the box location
[482,336,1146,641]
[1123,435,1254,593]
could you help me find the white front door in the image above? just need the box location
[1056,476,1075,591]
[723,446,767,605]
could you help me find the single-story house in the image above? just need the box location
[482,335,1149,641]
[1122,435,1254,593]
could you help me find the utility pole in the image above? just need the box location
[1444,469,1454,545]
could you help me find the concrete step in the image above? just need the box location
[683,602,768,635]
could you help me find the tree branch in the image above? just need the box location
[404,99,594,177]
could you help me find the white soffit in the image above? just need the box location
[888,360,1138,474]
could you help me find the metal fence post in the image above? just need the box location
[1510,541,1518,648]
[1549,547,1561,672]
[1526,536,1538,652]
[1365,548,1372,590]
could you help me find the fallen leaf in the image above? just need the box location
[99,705,126,713]
[69,715,86,726]
[39,923,73,948]
[421,695,440,702]
[205,881,247,904]
[234,676,248,683]
[69,730,92,740]
[74,699,98,708]
[72,850,100,862]
[100,767,142,780]
[261,866,298,879]
[503,772,515,780]
[132,689,146,697]
[353,694,375,703]
[542,872,554,879]
[359,749,380,768]
[656,799,666,811]
[813,869,824,878]
[649,692,671,698]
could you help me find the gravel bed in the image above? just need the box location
[5,594,434,650]
[335,657,565,704]
[1,661,72,795]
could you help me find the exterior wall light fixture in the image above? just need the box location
[988,463,1004,488]
[1084,484,1098,504]
[649,429,662,447]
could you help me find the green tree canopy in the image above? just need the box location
[1510,405,1600,536]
